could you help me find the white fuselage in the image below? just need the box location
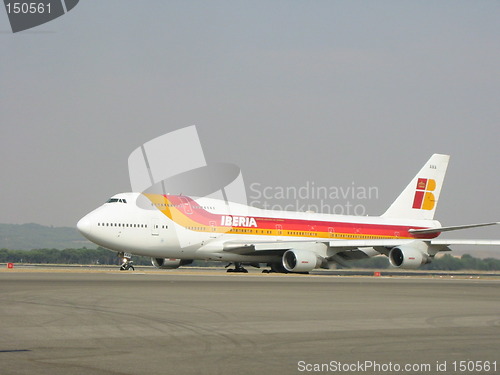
[77,192,438,264]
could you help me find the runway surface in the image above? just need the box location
[1,270,499,375]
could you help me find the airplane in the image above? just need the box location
[77,154,500,273]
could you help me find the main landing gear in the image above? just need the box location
[118,252,135,271]
[261,262,288,274]
[225,262,248,273]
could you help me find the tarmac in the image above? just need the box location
[0,268,499,375]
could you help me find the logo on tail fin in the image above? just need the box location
[412,178,436,210]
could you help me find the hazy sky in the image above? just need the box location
[1,1,499,244]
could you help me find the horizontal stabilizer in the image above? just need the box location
[429,239,500,246]
[409,222,500,234]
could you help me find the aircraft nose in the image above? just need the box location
[77,216,92,236]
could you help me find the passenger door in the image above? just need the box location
[151,218,159,236]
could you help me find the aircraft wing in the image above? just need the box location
[221,238,500,257]
[222,239,415,258]
[221,239,372,265]
[221,219,500,255]
[222,240,318,255]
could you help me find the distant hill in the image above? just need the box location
[0,223,96,250]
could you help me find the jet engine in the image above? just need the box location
[151,258,193,269]
[282,249,322,273]
[388,245,430,269]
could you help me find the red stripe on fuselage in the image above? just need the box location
[162,195,437,239]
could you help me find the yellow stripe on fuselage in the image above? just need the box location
[144,194,413,241]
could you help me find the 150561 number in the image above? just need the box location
[6,2,51,14]
[452,361,497,372]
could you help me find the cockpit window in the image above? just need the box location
[106,198,127,203]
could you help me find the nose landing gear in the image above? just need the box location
[118,252,135,271]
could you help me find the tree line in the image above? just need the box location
[1,248,499,270]
[0,247,152,266]
[348,253,500,271]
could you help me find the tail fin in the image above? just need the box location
[382,154,450,220]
